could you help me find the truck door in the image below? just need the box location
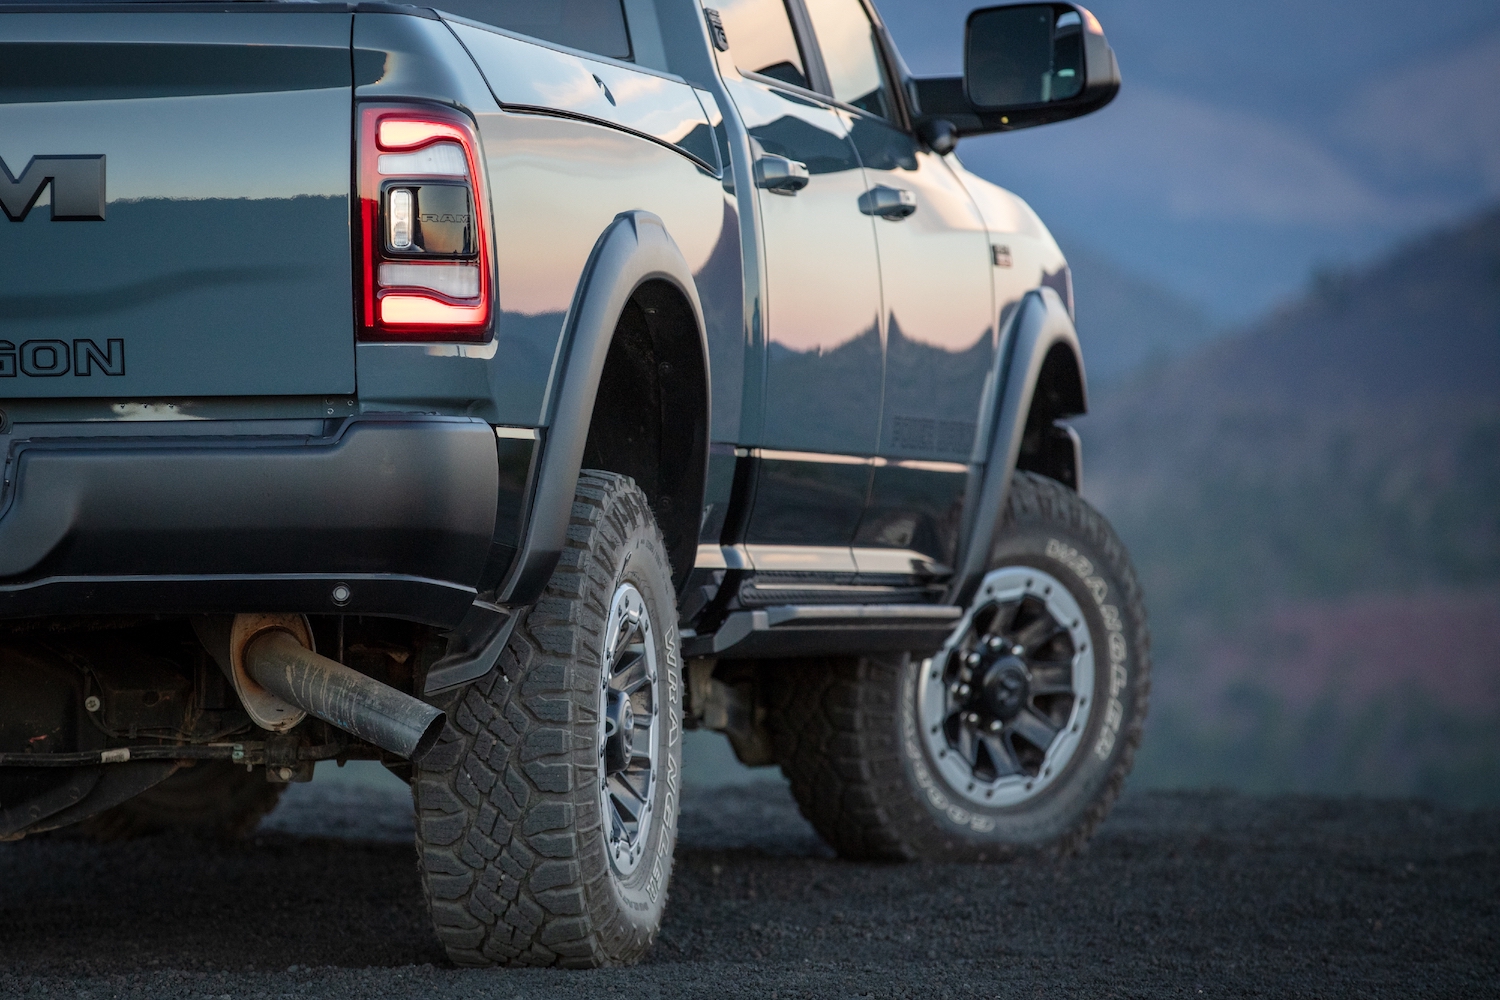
[801,0,995,576]
[715,0,885,579]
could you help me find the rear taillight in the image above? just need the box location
[357,105,493,342]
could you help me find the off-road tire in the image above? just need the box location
[414,471,682,968]
[78,760,284,840]
[768,472,1149,861]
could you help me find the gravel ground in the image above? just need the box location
[0,761,1496,999]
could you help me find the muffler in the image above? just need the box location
[195,614,446,762]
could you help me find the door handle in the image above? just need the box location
[754,155,810,194]
[859,185,917,219]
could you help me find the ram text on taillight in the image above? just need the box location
[357,104,493,343]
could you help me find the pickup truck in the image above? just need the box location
[0,0,1148,968]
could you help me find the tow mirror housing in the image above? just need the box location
[912,3,1119,148]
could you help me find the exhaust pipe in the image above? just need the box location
[241,628,446,762]
[193,614,446,763]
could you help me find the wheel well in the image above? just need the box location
[1015,341,1086,490]
[581,279,708,589]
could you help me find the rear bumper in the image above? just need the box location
[0,416,503,627]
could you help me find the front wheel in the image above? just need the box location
[769,472,1150,860]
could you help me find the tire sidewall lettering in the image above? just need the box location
[643,628,680,907]
[612,536,681,913]
[1044,538,1128,761]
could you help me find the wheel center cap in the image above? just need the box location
[981,657,1030,721]
[604,690,633,776]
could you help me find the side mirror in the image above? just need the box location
[913,3,1119,141]
[965,3,1119,125]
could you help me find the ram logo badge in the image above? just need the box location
[0,155,106,222]
[0,339,125,377]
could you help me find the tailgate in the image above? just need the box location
[0,12,355,398]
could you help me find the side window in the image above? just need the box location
[801,0,894,119]
[715,0,812,90]
[435,0,633,62]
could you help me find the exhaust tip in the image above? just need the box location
[408,711,448,765]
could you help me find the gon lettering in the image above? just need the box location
[0,338,125,378]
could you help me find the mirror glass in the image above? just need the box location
[966,4,1086,108]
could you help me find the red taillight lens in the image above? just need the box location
[378,118,469,150]
[357,104,493,343]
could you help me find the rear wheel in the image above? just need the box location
[414,471,682,967]
[768,472,1149,860]
[79,761,284,840]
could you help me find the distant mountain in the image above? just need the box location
[1078,205,1500,803]
[1085,205,1500,614]
[1063,240,1220,385]
[1172,207,1500,406]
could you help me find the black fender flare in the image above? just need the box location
[948,286,1087,608]
[498,210,711,605]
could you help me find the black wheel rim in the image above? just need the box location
[919,566,1094,807]
[597,581,659,877]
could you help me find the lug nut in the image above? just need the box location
[957,684,971,698]
[989,720,1002,732]
[1013,644,1025,657]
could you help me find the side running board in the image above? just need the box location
[682,604,962,659]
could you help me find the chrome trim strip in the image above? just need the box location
[851,547,951,578]
[743,449,968,472]
[694,543,751,571]
[751,448,869,466]
[874,457,969,474]
[707,545,953,577]
[744,544,857,573]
